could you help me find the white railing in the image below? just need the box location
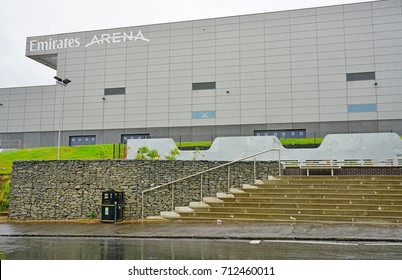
[141,148,281,219]
[282,158,402,168]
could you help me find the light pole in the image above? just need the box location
[54,76,71,160]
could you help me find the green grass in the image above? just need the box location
[177,141,213,148]
[280,137,324,145]
[0,144,119,174]
[0,179,10,211]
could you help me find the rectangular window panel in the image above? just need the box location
[348,104,377,113]
[121,134,150,143]
[346,72,376,81]
[192,111,216,119]
[69,135,96,146]
[192,82,216,90]
[255,129,306,139]
[104,87,126,95]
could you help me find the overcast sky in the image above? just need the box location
[0,0,371,88]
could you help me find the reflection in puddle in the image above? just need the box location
[1,237,402,260]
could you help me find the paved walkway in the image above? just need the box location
[1,220,402,242]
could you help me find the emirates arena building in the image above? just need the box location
[1,0,402,148]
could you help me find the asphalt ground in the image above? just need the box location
[1,219,402,242]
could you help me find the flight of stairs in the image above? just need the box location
[161,176,402,224]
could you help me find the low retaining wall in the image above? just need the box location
[9,160,278,220]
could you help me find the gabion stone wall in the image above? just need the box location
[9,160,278,220]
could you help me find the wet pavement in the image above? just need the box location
[0,220,402,242]
[1,221,402,259]
[3,236,402,259]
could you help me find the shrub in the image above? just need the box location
[147,149,160,160]
[136,146,161,160]
[136,146,150,159]
[192,147,204,160]
[98,147,108,159]
[87,210,97,219]
[165,148,180,160]
[0,181,10,211]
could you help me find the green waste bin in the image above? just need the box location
[101,189,124,223]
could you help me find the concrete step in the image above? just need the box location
[206,201,402,211]
[220,197,402,205]
[231,192,402,200]
[259,179,402,184]
[253,184,402,190]
[160,211,181,219]
[178,212,401,224]
[189,201,210,208]
[190,207,402,217]
[253,181,402,188]
[263,176,402,182]
[241,188,402,194]
[162,175,402,224]
[175,206,194,214]
[177,216,401,224]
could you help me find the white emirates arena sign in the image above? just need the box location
[29,30,149,52]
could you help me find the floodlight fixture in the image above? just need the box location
[54,76,71,86]
[63,79,71,85]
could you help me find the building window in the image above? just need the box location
[69,135,96,146]
[255,129,306,139]
[346,72,375,81]
[121,134,150,144]
[348,104,377,113]
[104,87,126,95]
[192,82,216,90]
[192,111,216,119]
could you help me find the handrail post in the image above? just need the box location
[278,149,282,176]
[227,165,230,193]
[141,191,144,220]
[200,174,203,202]
[171,184,174,211]
[253,156,257,183]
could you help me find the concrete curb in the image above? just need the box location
[0,233,401,243]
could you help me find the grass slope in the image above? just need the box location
[0,144,117,174]
[0,139,325,175]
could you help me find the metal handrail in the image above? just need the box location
[141,148,281,219]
